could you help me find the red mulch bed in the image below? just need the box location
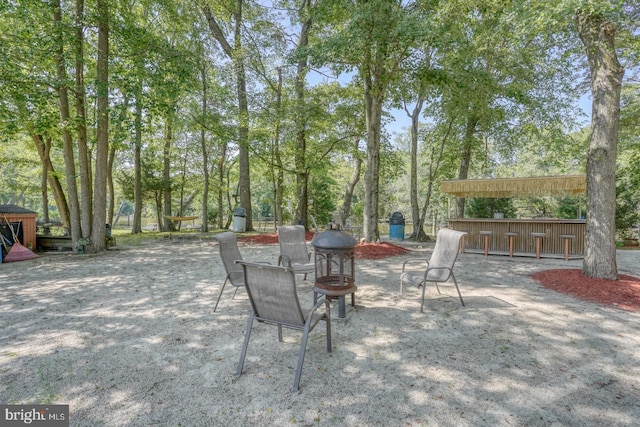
[354,242,411,259]
[531,269,640,313]
[237,233,411,259]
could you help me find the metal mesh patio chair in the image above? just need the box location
[277,225,315,280]
[400,228,467,312]
[236,261,332,392]
[212,232,246,312]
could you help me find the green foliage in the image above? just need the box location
[309,174,338,226]
[615,82,640,238]
[616,153,640,239]
[555,197,585,219]
[1,0,639,246]
[466,198,516,219]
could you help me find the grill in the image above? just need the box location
[311,224,357,318]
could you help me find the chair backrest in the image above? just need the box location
[428,228,466,281]
[309,215,320,233]
[331,213,344,228]
[213,232,244,284]
[237,261,306,327]
[277,225,310,265]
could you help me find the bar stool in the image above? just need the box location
[459,230,468,253]
[531,232,545,259]
[479,230,493,256]
[559,234,575,261]
[505,232,518,257]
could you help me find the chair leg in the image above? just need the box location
[452,275,465,307]
[213,277,229,312]
[434,281,442,295]
[324,302,332,353]
[420,282,428,313]
[278,325,283,342]
[292,322,312,392]
[231,287,239,299]
[399,274,405,294]
[237,313,255,376]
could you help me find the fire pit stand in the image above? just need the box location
[311,225,357,318]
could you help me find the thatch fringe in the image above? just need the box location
[439,175,586,198]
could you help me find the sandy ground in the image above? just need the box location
[1,235,639,426]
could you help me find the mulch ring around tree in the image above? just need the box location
[531,269,640,313]
[237,232,411,259]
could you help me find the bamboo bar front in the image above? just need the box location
[448,218,585,258]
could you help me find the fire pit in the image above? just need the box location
[311,224,357,318]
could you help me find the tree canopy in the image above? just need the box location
[1,0,639,278]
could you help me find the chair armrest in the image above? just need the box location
[401,257,430,273]
[306,296,331,320]
[234,260,272,265]
[423,266,452,281]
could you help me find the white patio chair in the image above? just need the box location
[212,232,246,312]
[400,228,466,312]
[277,225,315,280]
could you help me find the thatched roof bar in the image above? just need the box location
[439,175,586,198]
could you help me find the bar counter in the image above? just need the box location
[448,218,585,259]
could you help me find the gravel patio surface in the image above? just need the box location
[1,235,639,426]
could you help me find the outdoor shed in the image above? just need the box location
[0,204,38,250]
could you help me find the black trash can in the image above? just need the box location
[389,211,405,240]
[232,207,246,232]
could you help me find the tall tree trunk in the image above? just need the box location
[362,58,383,242]
[89,0,108,253]
[293,0,312,229]
[202,1,252,230]
[455,115,478,218]
[217,146,227,229]
[155,192,162,227]
[404,97,424,239]
[132,75,143,234]
[31,134,70,228]
[273,67,285,227]
[200,46,210,233]
[577,11,623,280]
[40,139,50,230]
[162,117,175,231]
[53,0,82,248]
[75,0,92,239]
[108,96,128,227]
[177,152,188,230]
[418,119,452,241]
[107,144,116,226]
[234,3,252,230]
[338,139,362,225]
